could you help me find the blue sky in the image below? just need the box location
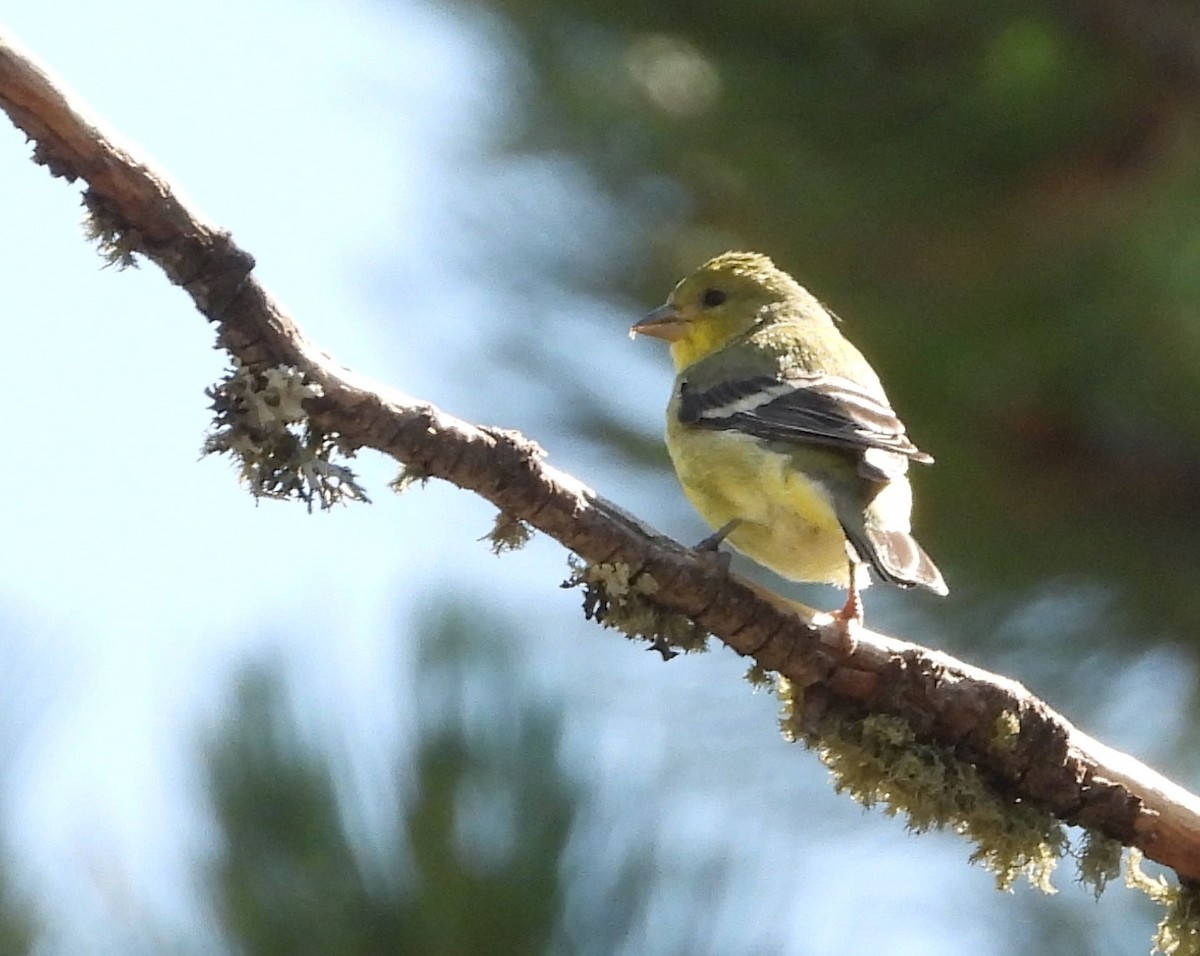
[0,1,1176,952]
[0,0,499,946]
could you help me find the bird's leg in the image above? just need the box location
[823,560,863,653]
[696,518,741,551]
[837,576,863,627]
[694,519,741,571]
[696,518,739,570]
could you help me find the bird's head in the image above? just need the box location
[631,251,827,369]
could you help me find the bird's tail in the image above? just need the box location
[854,526,949,596]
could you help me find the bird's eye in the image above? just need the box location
[701,288,727,308]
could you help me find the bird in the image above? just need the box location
[630,251,947,630]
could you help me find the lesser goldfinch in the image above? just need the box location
[632,251,947,626]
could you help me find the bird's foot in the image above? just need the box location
[694,520,740,571]
[820,570,863,654]
[696,519,740,552]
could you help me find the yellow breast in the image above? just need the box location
[664,413,856,587]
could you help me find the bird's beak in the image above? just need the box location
[630,303,688,342]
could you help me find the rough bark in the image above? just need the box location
[4,28,1200,883]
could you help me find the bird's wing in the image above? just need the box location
[677,371,932,478]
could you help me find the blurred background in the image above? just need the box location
[1,0,1198,952]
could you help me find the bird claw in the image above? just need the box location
[820,606,860,654]
[695,546,732,573]
[694,520,740,570]
[696,518,740,551]
[821,564,863,654]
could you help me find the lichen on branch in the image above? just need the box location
[203,361,368,511]
[563,556,709,658]
[6,29,1200,954]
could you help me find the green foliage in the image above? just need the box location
[206,669,409,955]
[466,0,1200,636]
[403,611,578,955]
[205,609,650,955]
[0,870,36,955]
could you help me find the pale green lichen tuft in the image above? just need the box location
[484,512,533,554]
[776,675,805,743]
[390,464,432,494]
[1077,830,1123,899]
[563,556,708,657]
[1127,849,1200,956]
[203,360,369,511]
[744,664,775,690]
[779,678,1066,893]
[991,710,1021,754]
[82,192,140,269]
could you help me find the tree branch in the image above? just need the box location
[3,29,1200,885]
